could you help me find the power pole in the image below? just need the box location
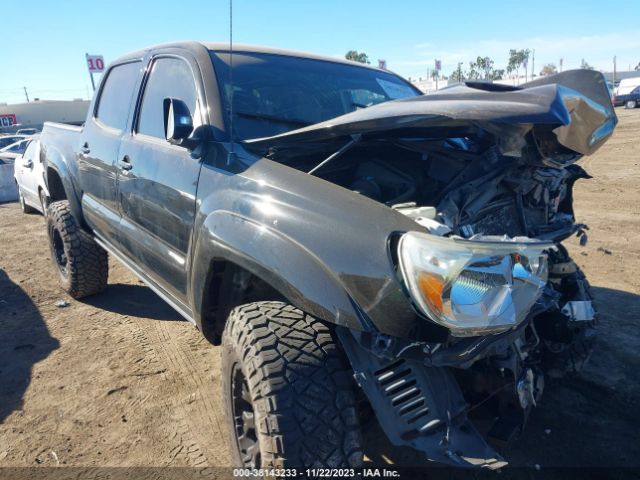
[85,53,96,92]
[531,49,535,79]
[559,58,563,72]
[23,87,30,103]
[613,56,617,87]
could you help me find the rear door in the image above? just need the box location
[78,60,142,246]
[117,54,205,305]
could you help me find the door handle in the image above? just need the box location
[119,155,132,171]
[80,143,90,155]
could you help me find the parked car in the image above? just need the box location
[39,42,617,470]
[13,136,48,214]
[16,128,39,135]
[613,86,640,109]
[0,138,31,164]
[612,77,640,106]
[0,134,28,150]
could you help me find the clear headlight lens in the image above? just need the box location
[398,232,551,337]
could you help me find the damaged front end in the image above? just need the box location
[338,237,595,469]
[246,70,615,468]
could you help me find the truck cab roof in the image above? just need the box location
[111,40,387,72]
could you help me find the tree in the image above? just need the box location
[540,63,558,76]
[634,62,640,71]
[467,56,503,80]
[345,50,370,64]
[451,62,465,82]
[580,59,594,70]
[507,49,530,80]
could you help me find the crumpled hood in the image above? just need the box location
[245,69,616,157]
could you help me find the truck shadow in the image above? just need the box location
[80,283,183,322]
[362,285,640,470]
[0,269,59,423]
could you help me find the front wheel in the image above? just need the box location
[46,200,108,298]
[221,301,363,469]
[625,100,637,109]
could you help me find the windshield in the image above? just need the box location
[210,51,420,141]
[0,136,23,149]
[2,140,28,154]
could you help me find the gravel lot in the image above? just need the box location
[1,109,639,476]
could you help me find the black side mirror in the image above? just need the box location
[163,98,193,143]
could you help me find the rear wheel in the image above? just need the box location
[625,100,637,109]
[222,301,363,469]
[46,200,108,298]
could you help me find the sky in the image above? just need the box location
[1,0,639,104]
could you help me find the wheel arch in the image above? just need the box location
[191,211,367,344]
[44,156,84,225]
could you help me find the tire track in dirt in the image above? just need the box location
[143,316,229,467]
[110,312,219,472]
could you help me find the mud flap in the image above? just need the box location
[338,329,507,469]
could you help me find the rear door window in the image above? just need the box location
[137,57,200,139]
[95,61,141,131]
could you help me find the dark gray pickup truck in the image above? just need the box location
[39,41,617,469]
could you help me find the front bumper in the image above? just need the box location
[338,328,510,469]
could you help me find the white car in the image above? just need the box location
[13,137,49,215]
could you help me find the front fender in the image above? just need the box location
[190,210,368,332]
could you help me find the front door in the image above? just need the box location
[117,55,204,306]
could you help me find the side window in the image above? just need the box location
[137,57,199,139]
[95,62,141,131]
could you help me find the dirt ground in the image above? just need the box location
[1,109,639,476]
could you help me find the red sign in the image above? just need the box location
[0,114,17,127]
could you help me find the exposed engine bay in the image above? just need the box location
[316,142,588,240]
[247,70,614,468]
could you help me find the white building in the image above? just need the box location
[0,99,89,133]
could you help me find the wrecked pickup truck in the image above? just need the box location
[39,41,616,469]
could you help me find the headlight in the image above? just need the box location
[398,231,551,337]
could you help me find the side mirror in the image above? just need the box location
[163,98,193,144]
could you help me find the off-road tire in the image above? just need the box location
[625,100,637,109]
[221,301,363,469]
[46,200,108,298]
[18,187,37,214]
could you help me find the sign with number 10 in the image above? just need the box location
[86,55,105,73]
